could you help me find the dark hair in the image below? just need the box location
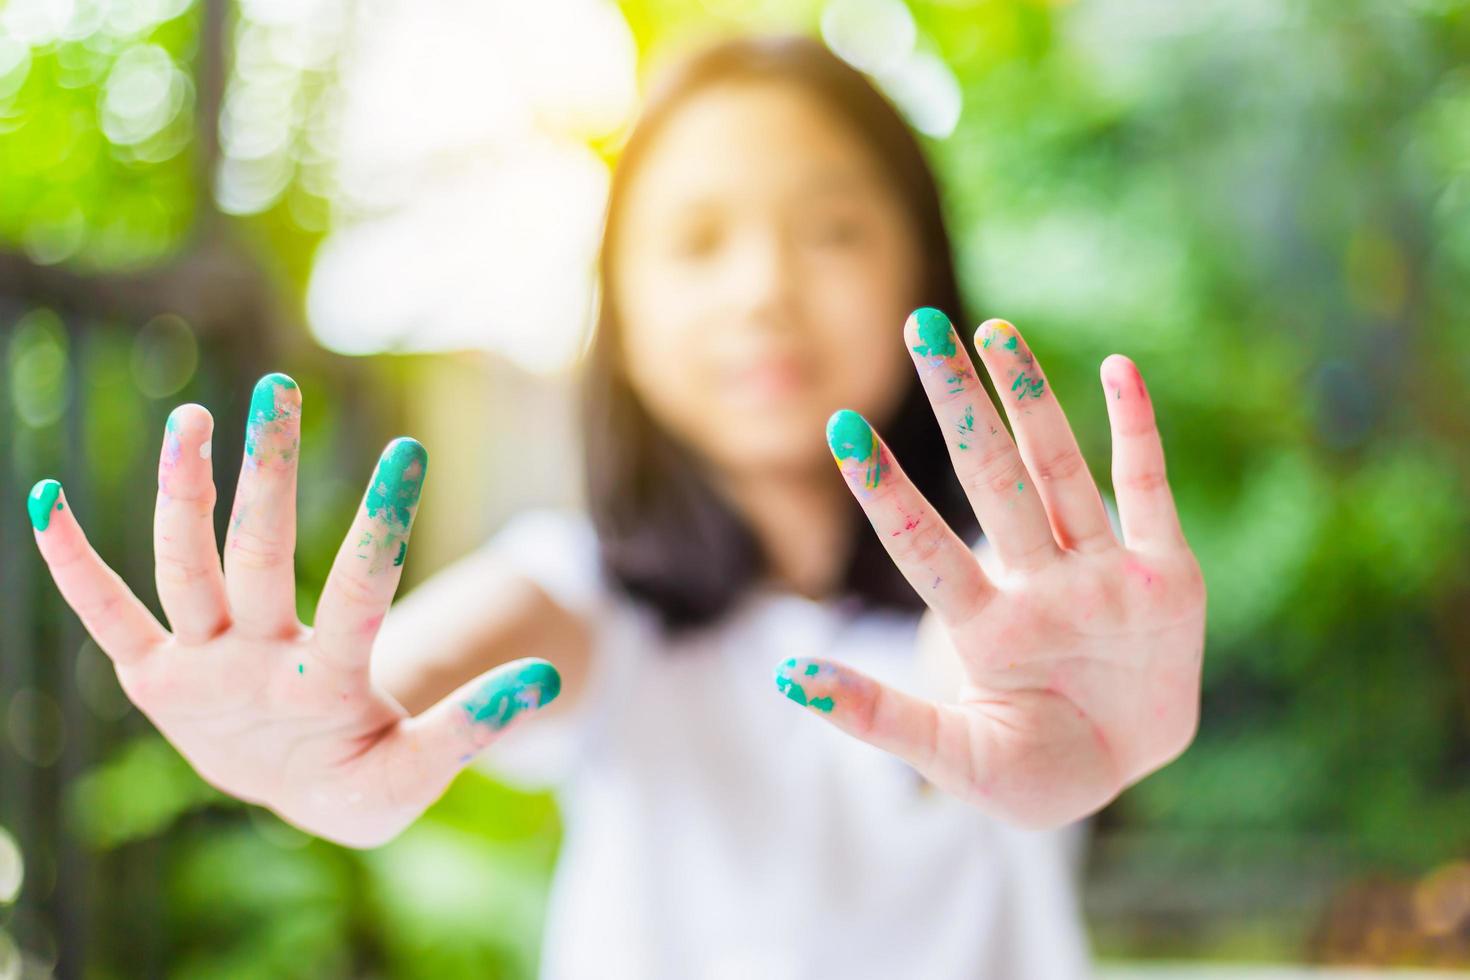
[581,34,978,632]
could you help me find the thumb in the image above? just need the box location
[391,658,562,801]
[772,656,956,775]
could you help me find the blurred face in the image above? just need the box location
[611,81,922,481]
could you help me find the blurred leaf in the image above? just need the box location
[67,734,226,850]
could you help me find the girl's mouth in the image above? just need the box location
[720,357,811,404]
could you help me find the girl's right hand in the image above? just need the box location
[27,374,560,848]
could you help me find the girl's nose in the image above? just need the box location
[726,228,798,326]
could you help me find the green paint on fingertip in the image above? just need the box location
[258,372,298,393]
[826,410,881,487]
[27,479,62,531]
[245,373,300,459]
[910,307,956,358]
[776,673,808,706]
[826,410,873,461]
[464,659,562,731]
[249,373,298,424]
[1003,334,1019,351]
[774,660,837,713]
[365,438,428,528]
[297,662,304,675]
[393,541,407,567]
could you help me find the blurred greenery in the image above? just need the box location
[75,739,558,979]
[2,0,1469,974]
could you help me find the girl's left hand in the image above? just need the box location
[777,309,1205,829]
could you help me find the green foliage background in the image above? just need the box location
[2,0,1468,974]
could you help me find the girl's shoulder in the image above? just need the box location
[483,507,606,620]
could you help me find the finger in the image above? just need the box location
[1101,354,1185,550]
[225,373,303,637]
[776,657,1113,825]
[154,404,229,641]
[826,409,993,625]
[389,658,561,802]
[772,655,966,778]
[973,319,1114,552]
[29,480,169,665]
[312,438,428,668]
[903,308,1059,571]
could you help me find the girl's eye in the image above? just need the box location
[803,216,865,248]
[671,224,723,259]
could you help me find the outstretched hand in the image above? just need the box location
[775,310,1204,829]
[29,375,559,848]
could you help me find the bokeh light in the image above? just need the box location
[300,0,637,371]
[130,312,199,397]
[6,309,72,429]
[98,43,190,147]
[73,641,134,723]
[5,688,66,768]
[820,0,960,138]
[0,827,23,905]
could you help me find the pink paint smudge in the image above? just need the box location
[1123,556,1157,589]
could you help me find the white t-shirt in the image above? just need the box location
[478,509,1094,980]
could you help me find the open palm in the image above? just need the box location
[29,375,558,848]
[776,310,1204,828]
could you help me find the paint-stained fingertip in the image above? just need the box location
[905,307,958,358]
[381,436,428,467]
[773,657,859,715]
[825,409,874,462]
[249,372,302,423]
[973,317,1018,349]
[371,438,430,501]
[166,402,215,438]
[255,371,299,391]
[1100,354,1148,401]
[373,437,429,480]
[462,658,562,733]
[27,479,65,532]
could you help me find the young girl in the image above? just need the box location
[29,36,1204,979]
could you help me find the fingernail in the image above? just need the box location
[28,479,63,532]
[464,659,562,731]
[910,307,956,358]
[773,658,836,713]
[825,410,881,489]
[365,437,428,529]
[245,373,300,461]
